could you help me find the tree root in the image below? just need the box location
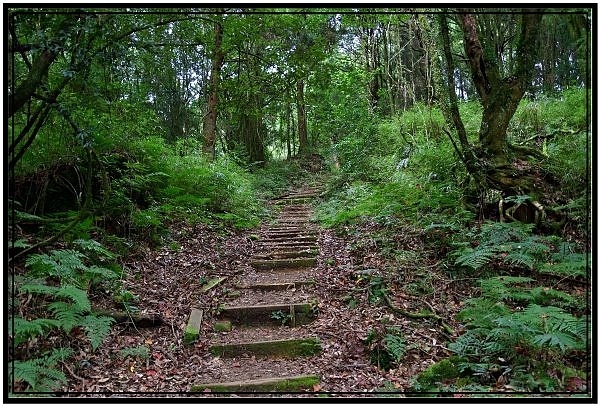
[93,308,164,328]
[383,295,454,336]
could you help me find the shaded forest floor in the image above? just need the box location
[51,203,474,397]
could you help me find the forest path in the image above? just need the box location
[190,183,325,393]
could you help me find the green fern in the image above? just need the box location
[118,344,150,360]
[82,314,115,351]
[72,239,116,260]
[54,285,91,312]
[453,246,499,271]
[504,250,536,269]
[540,249,588,278]
[47,301,83,333]
[10,317,60,347]
[518,304,587,351]
[383,333,407,362]
[10,347,72,392]
[478,276,533,301]
[83,265,118,286]
[25,249,86,285]
[449,222,568,273]
[10,239,32,249]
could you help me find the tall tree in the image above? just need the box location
[440,9,546,199]
[202,13,225,158]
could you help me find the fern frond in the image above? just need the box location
[10,347,72,392]
[11,239,32,248]
[55,285,91,312]
[456,298,510,327]
[82,314,114,351]
[477,221,534,245]
[448,332,485,357]
[540,252,588,278]
[504,251,535,269]
[10,317,60,346]
[517,239,551,257]
[85,265,118,281]
[479,276,533,301]
[530,332,581,351]
[19,281,60,296]
[383,334,407,362]
[25,249,85,283]
[453,246,497,270]
[530,287,577,308]
[72,239,115,260]
[47,301,83,333]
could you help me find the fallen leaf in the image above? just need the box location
[146,369,157,376]
[312,383,321,391]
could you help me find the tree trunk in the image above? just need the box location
[202,18,225,159]
[286,100,292,159]
[296,79,309,156]
[456,10,544,195]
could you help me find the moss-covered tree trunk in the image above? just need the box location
[456,10,544,196]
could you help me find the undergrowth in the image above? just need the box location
[9,239,121,394]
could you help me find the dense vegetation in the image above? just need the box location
[7,7,591,396]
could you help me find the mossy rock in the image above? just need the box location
[412,356,463,391]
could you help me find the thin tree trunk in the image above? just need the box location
[202,18,224,159]
[286,101,292,159]
[296,79,308,156]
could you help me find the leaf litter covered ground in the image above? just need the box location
[52,215,474,397]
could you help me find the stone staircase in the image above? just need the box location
[189,185,324,393]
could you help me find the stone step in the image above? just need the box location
[234,280,315,291]
[251,250,317,260]
[233,269,317,286]
[277,217,313,222]
[261,235,317,243]
[256,243,318,252]
[209,336,321,358]
[273,198,313,205]
[261,235,315,242]
[250,257,317,270]
[278,192,320,199]
[191,374,320,392]
[265,225,308,230]
[262,231,316,238]
[218,302,317,327]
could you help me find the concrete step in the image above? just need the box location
[251,249,317,260]
[250,257,317,270]
[218,302,318,327]
[256,242,318,252]
[191,374,320,392]
[234,280,315,291]
[209,336,321,358]
[260,236,318,244]
[262,231,316,239]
